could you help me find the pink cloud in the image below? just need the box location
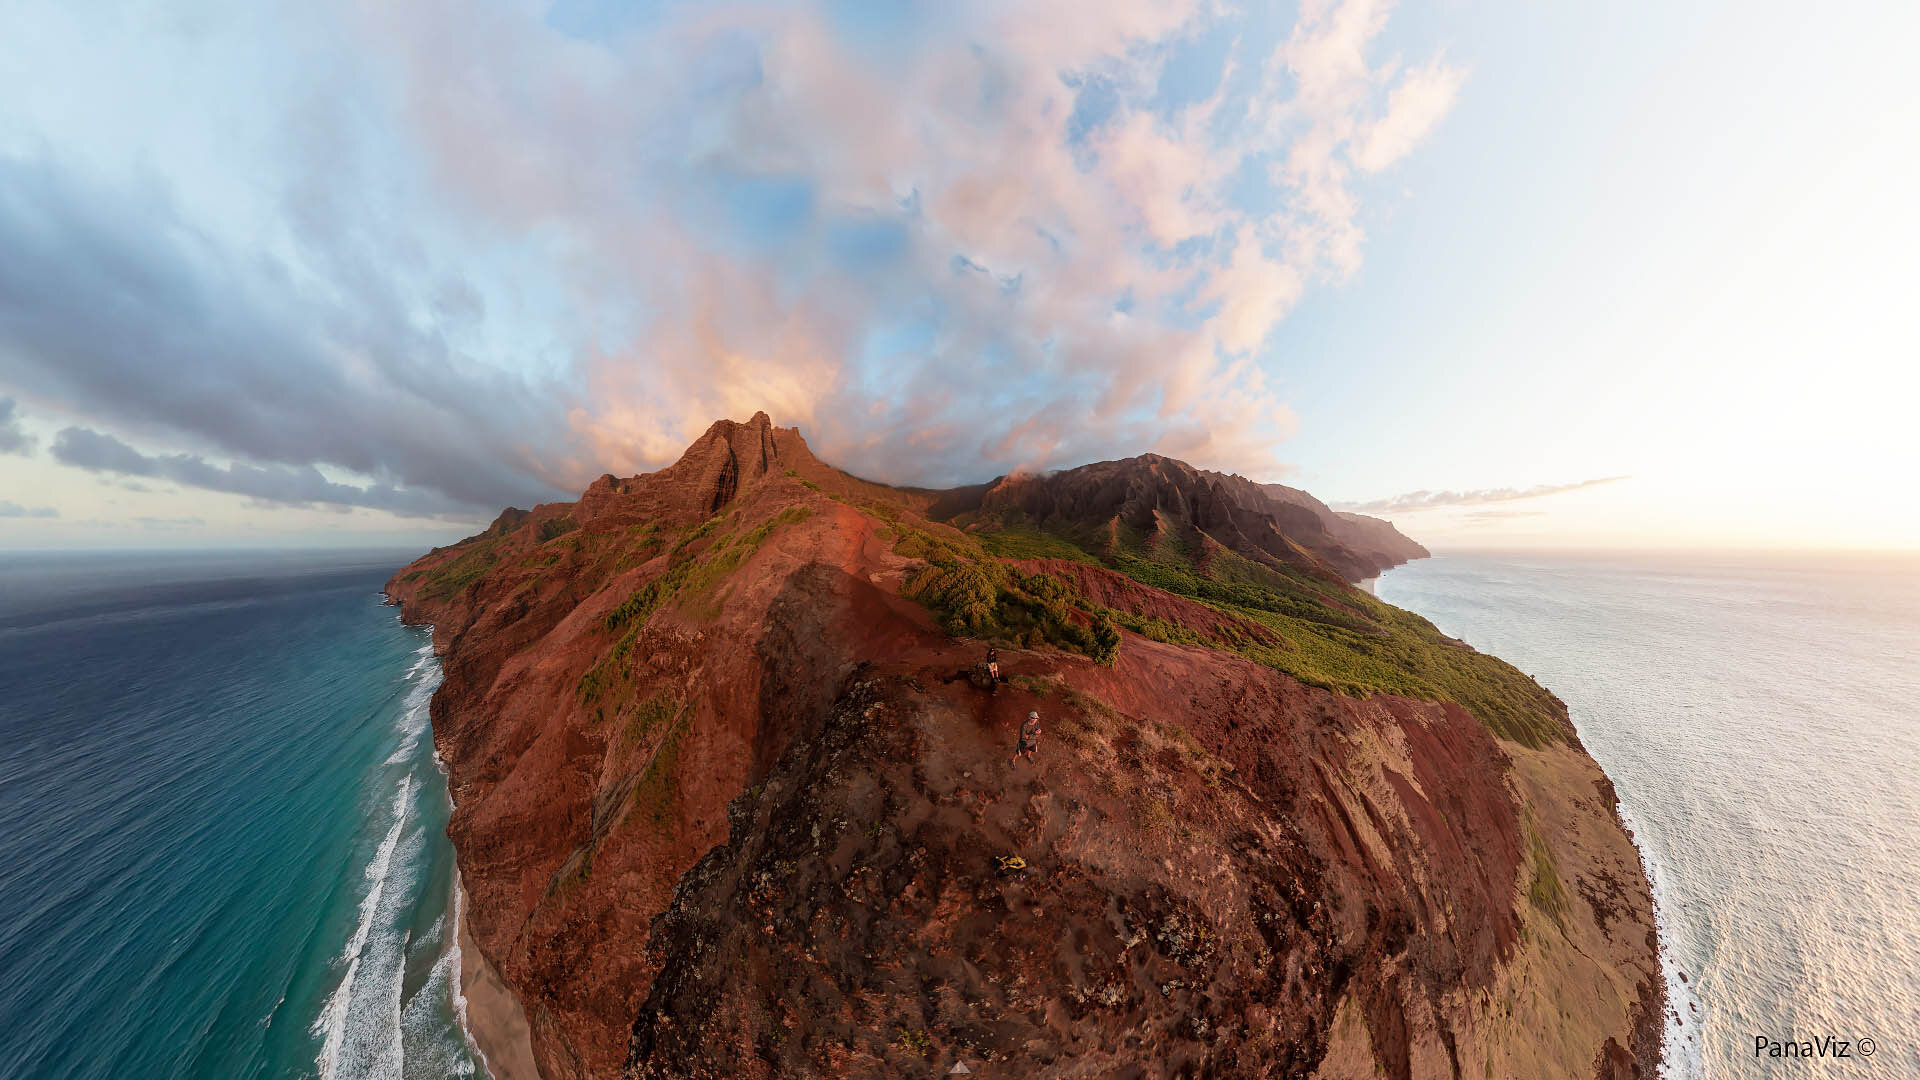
[342,0,1464,488]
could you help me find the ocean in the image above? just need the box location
[1378,551,1920,1079]
[0,551,488,1080]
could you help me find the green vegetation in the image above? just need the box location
[892,1028,932,1054]
[969,520,1564,746]
[1108,546,1372,633]
[1133,792,1175,835]
[536,515,579,542]
[853,497,1557,745]
[408,516,583,603]
[415,535,506,602]
[1008,673,1056,697]
[1526,826,1568,928]
[623,692,680,751]
[977,525,1103,565]
[890,516,1119,663]
[631,714,688,827]
[583,504,815,703]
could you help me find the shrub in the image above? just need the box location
[898,547,1118,665]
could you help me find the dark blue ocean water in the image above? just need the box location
[1379,551,1920,1079]
[0,551,488,1080]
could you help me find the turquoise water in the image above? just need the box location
[1379,551,1920,1079]
[0,551,488,1080]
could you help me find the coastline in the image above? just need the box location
[1374,559,1675,1078]
[456,871,540,1080]
[1617,800,1693,1078]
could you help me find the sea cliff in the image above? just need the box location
[387,413,1662,1079]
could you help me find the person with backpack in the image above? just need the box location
[1012,710,1040,765]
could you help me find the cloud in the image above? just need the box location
[1354,60,1467,173]
[0,155,577,514]
[51,427,468,516]
[0,398,32,454]
[0,500,59,518]
[1338,475,1630,514]
[48,426,154,475]
[0,0,1466,504]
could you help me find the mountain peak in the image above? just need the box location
[569,414,823,525]
[698,410,775,440]
[931,450,1422,583]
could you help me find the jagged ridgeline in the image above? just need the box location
[404,417,1561,747]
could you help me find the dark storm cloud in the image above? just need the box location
[52,427,466,516]
[0,397,32,453]
[47,426,155,475]
[0,155,576,514]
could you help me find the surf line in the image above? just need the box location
[313,774,415,1080]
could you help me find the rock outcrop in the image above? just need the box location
[385,414,1661,1080]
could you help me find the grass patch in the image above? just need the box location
[417,536,506,602]
[1526,826,1568,928]
[968,522,1565,747]
[631,715,689,828]
[978,525,1104,565]
[1008,673,1056,697]
[883,516,1119,664]
[623,693,680,751]
[1133,792,1175,835]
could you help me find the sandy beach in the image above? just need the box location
[457,873,541,1080]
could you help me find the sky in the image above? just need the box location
[1,0,1915,552]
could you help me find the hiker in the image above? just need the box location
[1012,710,1041,765]
[985,647,1002,682]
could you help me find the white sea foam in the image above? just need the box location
[402,639,435,681]
[319,618,483,1078]
[445,879,493,1079]
[383,644,441,766]
[383,692,435,765]
[398,907,482,1079]
[312,775,414,1080]
[1619,800,1703,1080]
